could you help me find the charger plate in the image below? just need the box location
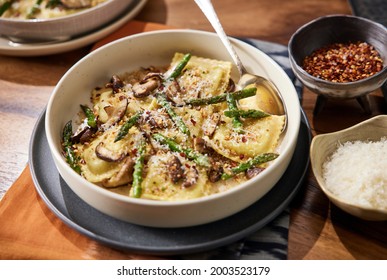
[29,109,310,256]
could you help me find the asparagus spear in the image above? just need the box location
[224,109,270,119]
[221,153,279,180]
[158,53,192,135]
[45,0,61,8]
[132,141,146,198]
[114,111,142,142]
[0,1,12,16]
[156,93,190,136]
[62,121,81,174]
[226,92,243,131]
[167,53,192,80]
[126,52,192,195]
[152,133,210,167]
[80,104,97,128]
[27,0,43,19]
[186,87,257,106]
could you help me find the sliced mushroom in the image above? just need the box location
[95,142,126,162]
[101,97,128,130]
[193,137,211,154]
[78,127,95,143]
[246,167,264,179]
[202,113,220,137]
[133,79,159,98]
[71,119,96,144]
[143,72,163,81]
[182,165,199,188]
[102,157,134,188]
[144,110,172,129]
[139,110,172,137]
[164,79,185,106]
[61,0,91,9]
[208,164,223,183]
[132,72,162,98]
[105,75,125,93]
[227,78,236,92]
[167,155,184,183]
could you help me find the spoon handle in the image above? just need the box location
[194,0,246,75]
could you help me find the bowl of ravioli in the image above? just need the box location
[0,0,135,42]
[45,30,301,228]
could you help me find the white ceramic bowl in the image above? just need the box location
[311,115,387,221]
[0,0,135,42]
[45,30,301,228]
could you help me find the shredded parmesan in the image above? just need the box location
[322,138,387,210]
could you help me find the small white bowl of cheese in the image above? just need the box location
[311,115,387,221]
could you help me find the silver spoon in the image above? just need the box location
[194,0,286,118]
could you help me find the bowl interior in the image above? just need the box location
[311,115,387,220]
[47,30,301,175]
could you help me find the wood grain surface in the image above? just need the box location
[0,0,386,260]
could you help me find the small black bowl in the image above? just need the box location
[288,15,387,114]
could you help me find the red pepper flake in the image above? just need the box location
[239,154,245,160]
[241,136,247,143]
[302,41,384,83]
[180,152,186,158]
[190,118,197,126]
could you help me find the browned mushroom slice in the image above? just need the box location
[167,155,184,183]
[202,112,220,137]
[227,78,236,92]
[164,79,185,106]
[61,0,91,8]
[102,157,134,187]
[101,97,128,130]
[182,165,199,188]
[246,167,264,179]
[133,73,162,98]
[106,75,125,93]
[78,126,95,143]
[193,137,211,154]
[71,119,97,143]
[142,72,163,81]
[143,110,172,129]
[208,164,223,183]
[133,80,158,98]
[95,142,126,162]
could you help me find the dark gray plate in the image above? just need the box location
[29,109,310,256]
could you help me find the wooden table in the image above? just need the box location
[0,0,386,260]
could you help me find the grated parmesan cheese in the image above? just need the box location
[322,138,387,210]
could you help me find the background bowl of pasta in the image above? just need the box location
[0,0,135,42]
[45,30,301,228]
